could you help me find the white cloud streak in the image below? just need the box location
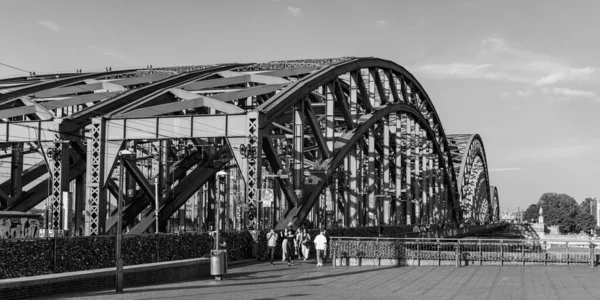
[37,20,60,32]
[541,87,597,98]
[535,67,595,86]
[88,45,127,60]
[417,37,595,87]
[516,89,533,97]
[286,6,301,15]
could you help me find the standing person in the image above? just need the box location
[266,227,278,266]
[295,228,304,260]
[313,228,327,267]
[300,229,311,261]
[285,226,296,266]
[280,228,289,262]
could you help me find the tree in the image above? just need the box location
[575,211,596,234]
[523,204,539,223]
[538,193,579,234]
[580,197,598,222]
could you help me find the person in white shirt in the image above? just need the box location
[313,229,327,267]
[266,228,278,266]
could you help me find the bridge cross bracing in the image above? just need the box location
[0,57,499,237]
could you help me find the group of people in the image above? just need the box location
[266,227,328,267]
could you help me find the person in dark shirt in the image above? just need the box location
[285,226,296,266]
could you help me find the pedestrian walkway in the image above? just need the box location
[34,260,600,300]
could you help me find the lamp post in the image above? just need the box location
[116,149,134,293]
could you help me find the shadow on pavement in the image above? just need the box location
[45,265,401,299]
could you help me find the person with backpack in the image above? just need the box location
[298,228,311,261]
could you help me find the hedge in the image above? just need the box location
[0,231,254,279]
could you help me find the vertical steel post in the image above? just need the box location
[382,116,390,224]
[414,123,421,224]
[348,73,359,227]
[116,154,125,293]
[405,117,412,225]
[395,113,403,224]
[155,177,159,233]
[433,157,440,224]
[293,103,304,199]
[427,141,435,224]
[367,129,376,226]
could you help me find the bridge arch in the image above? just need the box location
[253,57,471,229]
[447,134,492,224]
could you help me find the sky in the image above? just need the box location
[1,0,599,212]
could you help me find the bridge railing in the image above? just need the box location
[329,237,599,267]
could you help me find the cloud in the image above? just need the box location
[416,37,596,87]
[489,167,522,172]
[88,45,127,60]
[541,87,596,98]
[535,67,595,86]
[286,6,301,15]
[516,89,533,97]
[37,20,60,32]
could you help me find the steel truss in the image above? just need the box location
[0,57,498,236]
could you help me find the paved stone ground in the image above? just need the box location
[34,260,600,300]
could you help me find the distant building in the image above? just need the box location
[501,210,523,223]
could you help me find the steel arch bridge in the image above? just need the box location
[0,57,500,236]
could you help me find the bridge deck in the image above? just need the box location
[36,260,600,300]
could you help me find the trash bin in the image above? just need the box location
[211,250,227,278]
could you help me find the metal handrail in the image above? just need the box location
[329,236,600,244]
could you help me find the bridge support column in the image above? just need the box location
[382,116,390,224]
[367,129,376,226]
[395,112,403,225]
[49,140,72,234]
[414,123,421,224]
[421,138,428,224]
[246,111,262,229]
[432,157,439,224]
[347,74,359,227]
[348,145,358,227]
[293,103,304,199]
[428,144,434,224]
[9,143,24,207]
[75,174,84,236]
[405,117,413,225]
